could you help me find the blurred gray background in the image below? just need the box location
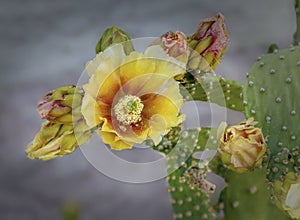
[0,0,296,219]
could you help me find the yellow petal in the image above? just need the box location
[83,45,125,115]
[119,57,156,86]
[86,44,126,77]
[99,130,132,150]
[144,45,186,72]
[81,93,100,127]
[142,93,181,126]
[119,46,185,86]
[96,70,121,104]
[148,114,167,145]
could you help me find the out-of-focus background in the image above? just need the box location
[0,0,296,219]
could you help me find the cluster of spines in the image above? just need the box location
[266,146,300,185]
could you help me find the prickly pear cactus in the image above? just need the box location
[223,169,290,220]
[243,46,300,180]
[151,127,219,219]
[25,6,300,219]
[183,74,244,112]
[243,45,300,218]
[167,168,215,220]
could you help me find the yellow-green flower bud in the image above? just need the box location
[95,26,134,55]
[151,31,188,63]
[218,118,267,173]
[188,13,229,71]
[26,119,93,160]
[38,85,83,124]
[272,172,300,220]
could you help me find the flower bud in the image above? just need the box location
[272,172,300,219]
[188,13,229,71]
[218,118,267,173]
[95,26,134,55]
[151,31,188,63]
[37,85,83,124]
[26,119,93,160]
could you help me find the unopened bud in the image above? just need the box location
[26,119,93,160]
[95,26,134,55]
[188,13,229,72]
[151,31,188,63]
[38,85,83,124]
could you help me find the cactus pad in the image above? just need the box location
[223,169,290,220]
[149,127,219,219]
[183,75,244,112]
[243,46,300,181]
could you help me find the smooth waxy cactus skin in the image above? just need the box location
[243,46,300,219]
[243,46,300,182]
[223,169,290,220]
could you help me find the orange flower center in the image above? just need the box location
[113,95,144,126]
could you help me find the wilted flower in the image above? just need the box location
[218,118,267,173]
[188,13,229,72]
[95,26,134,55]
[182,166,216,194]
[26,119,93,160]
[37,85,83,124]
[82,44,185,150]
[272,172,300,220]
[151,31,188,63]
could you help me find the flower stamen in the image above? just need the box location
[114,95,144,125]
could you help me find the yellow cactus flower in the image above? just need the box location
[218,118,267,173]
[82,44,185,150]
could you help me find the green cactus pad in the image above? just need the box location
[151,127,218,174]
[243,46,300,181]
[152,127,217,154]
[183,75,244,112]
[223,169,291,220]
[167,169,215,220]
[150,127,219,219]
[167,128,218,220]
